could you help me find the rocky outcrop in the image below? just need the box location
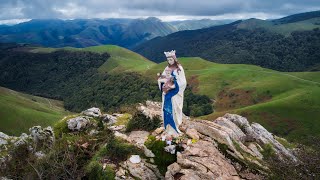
[166,140,240,180]
[67,116,91,131]
[0,132,10,146]
[137,101,162,119]
[139,101,297,179]
[116,158,163,180]
[102,114,118,125]
[222,113,297,162]
[29,126,55,147]
[0,103,298,179]
[0,125,55,171]
[81,107,102,118]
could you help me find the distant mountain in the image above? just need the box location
[0,17,229,49]
[168,19,234,31]
[133,11,320,72]
[272,10,320,24]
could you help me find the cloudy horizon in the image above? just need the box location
[0,0,320,25]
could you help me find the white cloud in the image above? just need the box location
[0,0,319,23]
[0,19,31,25]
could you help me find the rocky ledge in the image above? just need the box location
[0,101,298,180]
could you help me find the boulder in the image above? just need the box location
[29,126,55,147]
[13,133,30,147]
[102,114,118,125]
[0,132,10,146]
[119,158,163,180]
[81,107,101,118]
[67,116,91,131]
[137,101,162,119]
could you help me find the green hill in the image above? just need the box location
[145,57,320,144]
[0,86,72,136]
[31,45,156,73]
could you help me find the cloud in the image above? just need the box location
[0,0,319,22]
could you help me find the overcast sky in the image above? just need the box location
[0,0,320,24]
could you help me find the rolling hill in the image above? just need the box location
[0,86,72,136]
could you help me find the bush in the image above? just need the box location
[102,136,143,162]
[260,143,275,160]
[126,111,161,132]
[145,135,177,175]
[183,86,213,117]
[85,161,115,180]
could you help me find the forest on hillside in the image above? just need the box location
[134,26,320,72]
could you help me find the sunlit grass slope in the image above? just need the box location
[0,87,72,136]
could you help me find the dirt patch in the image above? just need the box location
[215,88,272,112]
[188,75,200,93]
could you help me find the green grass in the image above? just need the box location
[30,45,156,74]
[145,57,320,143]
[0,87,72,136]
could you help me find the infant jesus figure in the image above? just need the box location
[157,68,175,94]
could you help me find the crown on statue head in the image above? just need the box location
[164,50,176,58]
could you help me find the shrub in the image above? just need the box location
[126,111,161,132]
[85,161,115,180]
[145,135,177,175]
[183,86,213,117]
[260,143,275,160]
[103,137,143,162]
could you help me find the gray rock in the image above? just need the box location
[29,126,55,147]
[164,145,176,154]
[223,113,256,141]
[82,107,102,118]
[0,132,9,146]
[102,114,118,125]
[167,141,241,180]
[143,145,155,158]
[108,125,125,131]
[114,131,128,140]
[67,116,91,131]
[89,129,99,136]
[120,158,163,180]
[251,123,297,162]
[14,133,30,147]
[137,101,162,119]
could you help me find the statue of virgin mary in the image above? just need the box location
[157,50,187,140]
